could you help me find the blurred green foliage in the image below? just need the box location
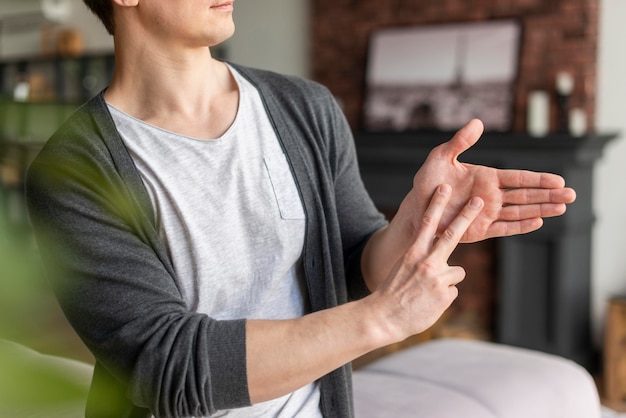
[0,205,46,346]
[0,99,77,144]
[0,198,92,417]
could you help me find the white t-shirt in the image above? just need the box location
[108,66,322,417]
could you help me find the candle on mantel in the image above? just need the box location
[556,72,574,132]
[556,72,574,96]
[527,90,550,137]
[569,108,587,137]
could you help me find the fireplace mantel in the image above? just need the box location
[354,130,619,371]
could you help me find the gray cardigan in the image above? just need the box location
[25,64,387,418]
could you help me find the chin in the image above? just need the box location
[211,24,235,45]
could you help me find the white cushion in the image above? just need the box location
[353,338,602,418]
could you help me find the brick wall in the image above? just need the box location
[312,0,599,133]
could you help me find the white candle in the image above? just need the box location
[13,81,30,102]
[569,108,587,137]
[527,91,550,137]
[556,72,574,96]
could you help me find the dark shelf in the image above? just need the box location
[355,130,618,160]
[0,50,114,65]
[0,52,114,103]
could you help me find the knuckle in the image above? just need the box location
[441,227,457,241]
[461,208,479,222]
[421,214,435,227]
[403,246,422,264]
[433,275,449,289]
[416,259,436,277]
[462,207,477,219]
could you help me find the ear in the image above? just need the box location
[112,0,139,7]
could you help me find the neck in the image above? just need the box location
[105,39,231,121]
[104,37,239,139]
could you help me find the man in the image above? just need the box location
[25,1,576,417]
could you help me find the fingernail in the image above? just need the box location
[469,197,483,208]
[439,184,451,195]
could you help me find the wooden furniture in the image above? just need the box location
[604,297,626,406]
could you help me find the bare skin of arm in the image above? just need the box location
[247,185,483,403]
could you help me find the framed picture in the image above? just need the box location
[363,20,521,133]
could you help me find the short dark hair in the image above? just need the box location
[83,0,114,35]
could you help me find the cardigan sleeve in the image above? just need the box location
[25,103,250,417]
[323,94,389,299]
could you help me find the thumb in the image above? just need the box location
[439,119,484,162]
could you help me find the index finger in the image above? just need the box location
[429,196,484,262]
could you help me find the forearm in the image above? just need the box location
[246,298,389,404]
[246,183,483,405]
[360,211,415,291]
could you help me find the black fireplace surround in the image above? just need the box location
[354,130,619,372]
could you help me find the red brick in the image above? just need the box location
[312,0,600,132]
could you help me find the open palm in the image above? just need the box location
[394,119,577,243]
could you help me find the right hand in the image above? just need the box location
[367,184,484,343]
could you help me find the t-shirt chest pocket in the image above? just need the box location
[263,156,306,220]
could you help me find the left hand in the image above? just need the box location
[394,119,577,243]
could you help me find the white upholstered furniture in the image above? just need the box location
[353,338,602,418]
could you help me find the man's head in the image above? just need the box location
[83,0,114,35]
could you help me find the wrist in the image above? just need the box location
[354,294,403,349]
